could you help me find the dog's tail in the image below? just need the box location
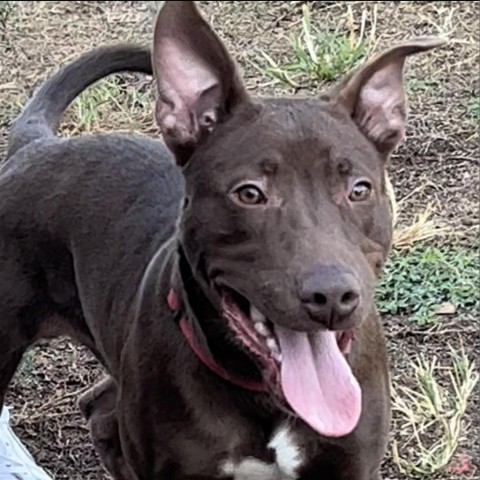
[8,44,152,157]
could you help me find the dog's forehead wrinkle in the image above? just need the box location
[191,99,382,187]
[266,100,383,168]
[261,102,379,173]
[260,157,280,175]
[227,98,333,144]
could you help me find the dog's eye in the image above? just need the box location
[234,185,267,206]
[349,180,372,202]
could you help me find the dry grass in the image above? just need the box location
[391,346,479,477]
[393,203,453,249]
[387,167,452,250]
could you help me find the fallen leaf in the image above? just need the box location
[436,301,456,315]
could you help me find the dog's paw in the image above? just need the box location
[219,457,296,480]
[219,458,277,480]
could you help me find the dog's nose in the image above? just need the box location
[299,266,360,330]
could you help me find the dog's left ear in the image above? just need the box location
[332,37,447,157]
[152,1,250,166]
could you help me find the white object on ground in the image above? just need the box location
[0,406,53,480]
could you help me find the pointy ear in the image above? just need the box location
[331,37,447,157]
[152,1,250,166]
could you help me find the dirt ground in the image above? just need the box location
[0,2,478,479]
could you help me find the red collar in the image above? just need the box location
[167,289,267,393]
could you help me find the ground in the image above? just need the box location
[0,1,478,479]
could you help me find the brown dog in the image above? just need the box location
[0,1,445,479]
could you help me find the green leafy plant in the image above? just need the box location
[375,244,479,326]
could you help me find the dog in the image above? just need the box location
[78,376,132,480]
[0,1,445,479]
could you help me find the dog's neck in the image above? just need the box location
[168,246,267,392]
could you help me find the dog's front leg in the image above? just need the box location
[79,376,135,480]
[116,405,150,480]
[117,378,168,480]
[117,334,181,480]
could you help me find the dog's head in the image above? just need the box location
[152,1,445,438]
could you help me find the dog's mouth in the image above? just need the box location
[219,287,362,438]
[220,288,282,363]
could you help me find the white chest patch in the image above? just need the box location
[268,423,304,478]
[219,423,304,480]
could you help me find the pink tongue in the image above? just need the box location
[275,326,362,438]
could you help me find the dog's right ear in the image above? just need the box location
[152,1,249,166]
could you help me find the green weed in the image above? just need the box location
[69,76,152,133]
[10,349,37,390]
[375,244,479,326]
[0,1,13,29]
[407,79,439,94]
[467,96,480,121]
[259,4,373,87]
[72,80,122,132]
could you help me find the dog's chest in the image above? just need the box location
[217,424,305,480]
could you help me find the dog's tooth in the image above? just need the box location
[250,305,266,323]
[267,337,280,354]
[267,338,282,362]
[254,321,270,337]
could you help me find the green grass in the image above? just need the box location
[0,0,13,29]
[72,78,125,132]
[259,4,371,88]
[467,97,480,121]
[69,75,152,133]
[407,79,440,94]
[0,0,11,16]
[375,243,479,326]
[11,349,37,390]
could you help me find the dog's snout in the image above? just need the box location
[299,265,360,330]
